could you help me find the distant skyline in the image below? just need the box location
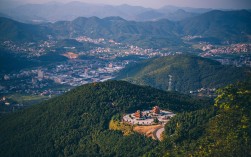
[1,0,251,9]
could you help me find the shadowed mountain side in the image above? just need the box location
[180,10,251,43]
[0,17,50,42]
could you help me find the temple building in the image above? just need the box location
[134,110,142,118]
[152,106,160,114]
[123,106,175,126]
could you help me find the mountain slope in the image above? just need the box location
[0,17,49,41]
[148,81,251,156]
[1,9,251,46]
[116,55,250,93]
[48,16,182,48]
[0,16,182,48]
[180,10,251,43]
[0,81,210,157]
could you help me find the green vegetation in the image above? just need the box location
[181,10,251,43]
[0,80,209,157]
[0,80,250,157]
[2,10,251,48]
[0,48,38,73]
[0,94,49,116]
[109,114,133,135]
[117,54,250,93]
[7,94,49,105]
[0,17,49,42]
[0,48,68,73]
[147,81,251,156]
[55,39,99,52]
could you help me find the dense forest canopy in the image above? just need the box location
[117,55,249,93]
[0,80,210,157]
[147,81,251,156]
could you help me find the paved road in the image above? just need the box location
[156,128,164,141]
[152,127,164,141]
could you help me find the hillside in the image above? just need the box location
[0,48,39,73]
[180,10,251,43]
[49,10,251,46]
[0,17,49,42]
[0,80,210,157]
[148,81,251,156]
[116,55,250,93]
[48,16,181,48]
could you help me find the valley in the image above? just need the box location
[0,2,251,156]
[1,10,251,113]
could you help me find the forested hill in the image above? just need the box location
[116,55,250,93]
[180,10,251,43]
[0,80,210,157]
[0,17,49,41]
[147,81,251,156]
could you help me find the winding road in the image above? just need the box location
[153,127,164,141]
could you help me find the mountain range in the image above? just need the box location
[0,9,251,47]
[116,55,250,93]
[0,2,212,23]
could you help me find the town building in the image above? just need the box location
[38,70,44,79]
[4,74,10,80]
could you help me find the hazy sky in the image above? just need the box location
[3,0,251,9]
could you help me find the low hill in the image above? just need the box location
[0,47,68,73]
[0,81,210,157]
[116,55,250,93]
[0,48,40,73]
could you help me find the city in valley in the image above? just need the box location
[0,36,171,112]
[1,35,251,113]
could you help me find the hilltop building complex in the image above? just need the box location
[123,106,175,125]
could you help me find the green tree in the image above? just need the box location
[153,117,159,124]
[195,82,251,156]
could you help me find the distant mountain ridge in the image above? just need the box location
[48,16,181,47]
[180,10,251,43]
[0,2,209,22]
[0,16,182,48]
[0,9,251,47]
